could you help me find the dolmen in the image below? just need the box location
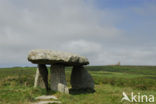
[28,49,94,94]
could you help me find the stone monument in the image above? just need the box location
[28,49,94,94]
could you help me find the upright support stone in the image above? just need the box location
[34,67,45,88]
[71,66,94,90]
[38,64,50,91]
[50,64,69,93]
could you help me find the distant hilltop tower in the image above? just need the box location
[116,61,120,66]
[111,61,120,66]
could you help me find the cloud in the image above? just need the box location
[0,0,155,67]
[60,40,103,56]
[61,39,156,65]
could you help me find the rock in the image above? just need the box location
[58,83,69,94]
[28,49,89,65]
[27,49,94,94]
[35,95,57,100]
[32,101,61,104]
[50,65,68,93]
[34,68,45,88]
[37,64,50,91]
[33,95,61,104]
[70,66,94,90]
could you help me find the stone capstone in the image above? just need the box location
[28,49,89,66]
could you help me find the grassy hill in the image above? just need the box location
[0,66,156,104]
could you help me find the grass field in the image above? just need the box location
[0,66,156,104]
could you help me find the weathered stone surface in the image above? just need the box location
[50,64,68,93]
[34,68,45,88]
[28,49,89,65]
[58,83,69,94]
[35,95,57,100]
[37,64,50,91]
[33,95,60,104]
[32,101,61,104]
[70,66,94,90]
[28,49,93,94]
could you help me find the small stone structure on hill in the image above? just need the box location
[27,49,94,94]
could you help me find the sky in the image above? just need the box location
[0,0,156,67]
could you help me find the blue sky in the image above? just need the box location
[0,0,156,67]
[94,0,156,46]
[94,0,146,8]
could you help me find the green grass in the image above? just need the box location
[0,66,156,104]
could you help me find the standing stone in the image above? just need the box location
[34,68,45,88]
[38,64,50,91]
[71,66,94,90]
[50,64,69,93]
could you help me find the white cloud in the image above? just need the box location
[60,40,103,55]
[0,0,155,67]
